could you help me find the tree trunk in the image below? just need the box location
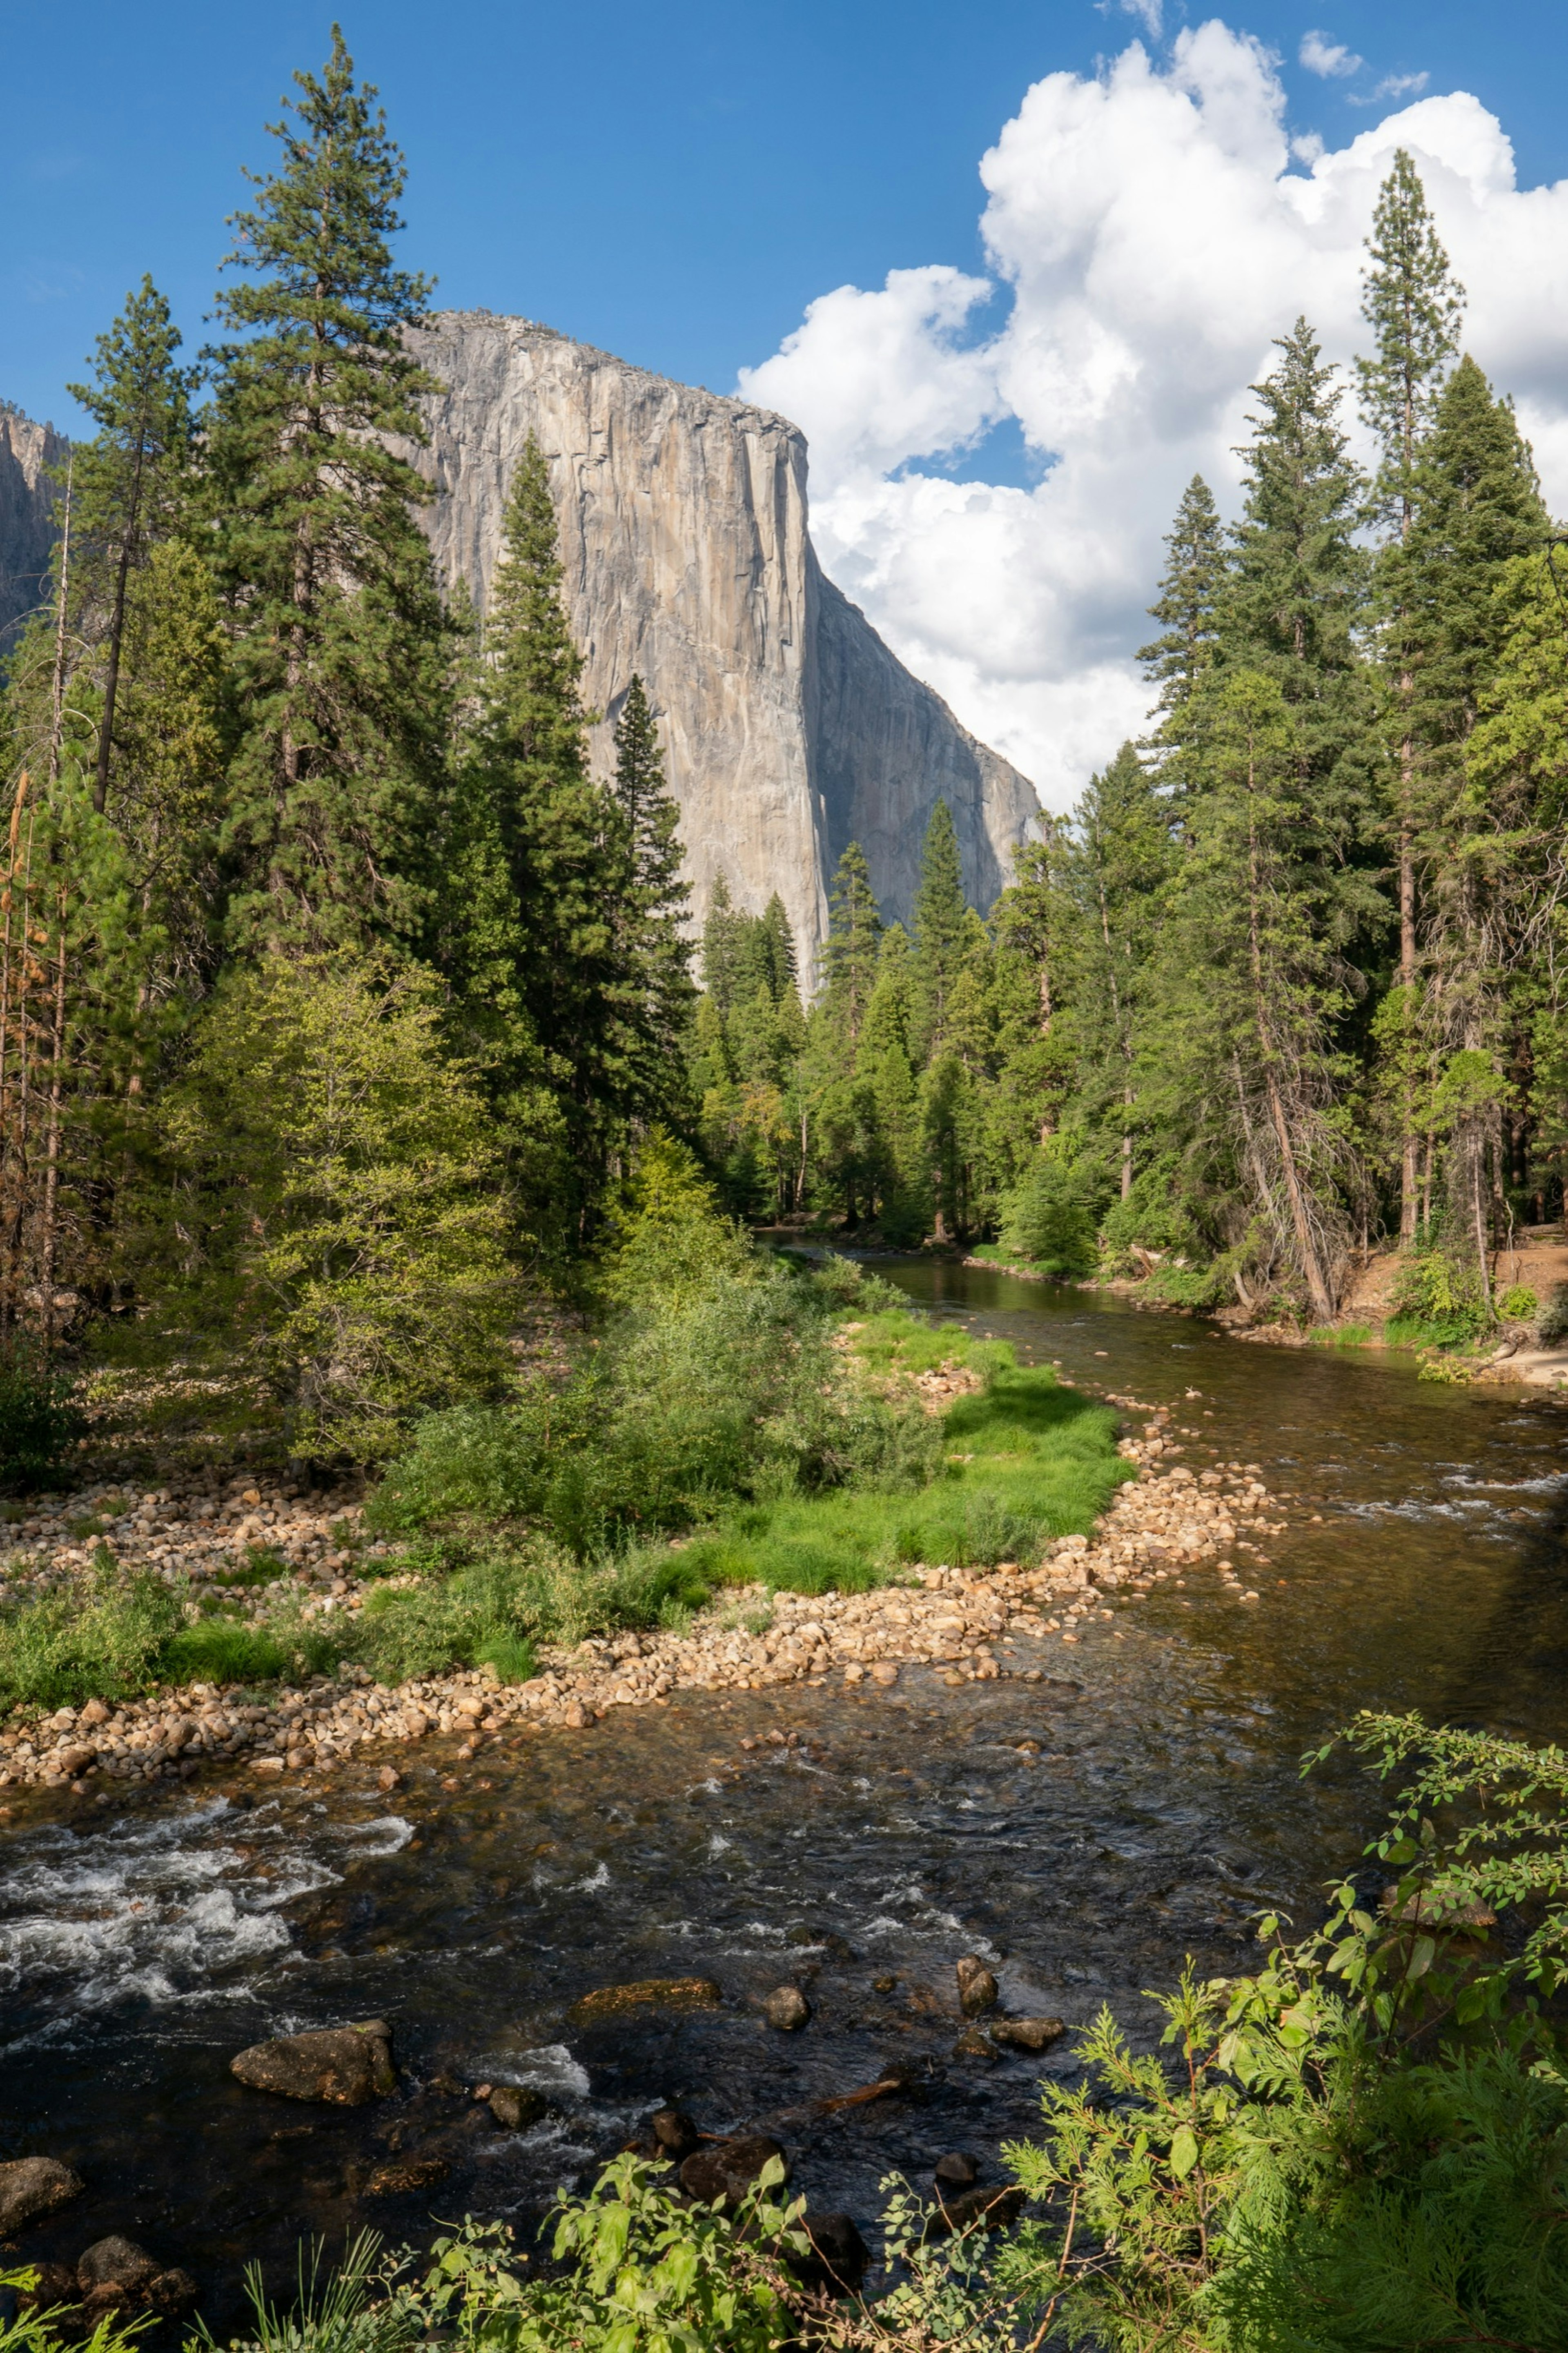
[1398,780,1419,1245]
[38,896,67,1346]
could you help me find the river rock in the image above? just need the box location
[230,2020,396,2105]
[951,2024,999,2063]
[787,2212,870,2297]
[762,1985,811,2031]
[77,2239,157,2293]
[363,2156,450,2196]
[488,2085,550,2131]
[989,2015,1065,2054]
[678,2135,788,2208]
[0,2157,84,2232]
[568,1976,721,2026]
[934,2152,978,2188]
[54,1745,96,1778]
[955,1956,998,2016]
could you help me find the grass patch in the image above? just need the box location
[671,1341,1130,1592]
[845,1309,1011,1381]
[1311,1322,1374,1349]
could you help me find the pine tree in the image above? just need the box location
[1139,475,1226,790]
[1398,358,1548,1280]
[66,279,193,817]
[912,800,967,1059]
[1357,149,1465,1239]
[611,674,695,1091]
[1069,742,1174,1200]
[822,842,882,1044]
[1226,319,1370,749]
[205,26,452,954]
[463,435,657,1198]
[756,893,798,1006]
[701,873,747,1016]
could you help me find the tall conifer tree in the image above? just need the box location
[1140,475,1225,793]
[205,27,451,954]
[1357,149,1465,1239]
[912,800,967,1060]
[822,842,882,1045]
[67,279,193,818]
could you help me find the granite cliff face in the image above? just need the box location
[0,331,1039,976]
[0,405,67,647]
[408,313,1038,975]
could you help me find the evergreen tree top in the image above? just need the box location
[1139,475,1225,715]
[66,277,191,521]
[1229,318,1367,686]
[483,433,591,776]
[217,25,432,350]
[1356,148,1465,531]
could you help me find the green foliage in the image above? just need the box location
[0,1345,85,1492]
[0,1560,180,1709]
[1000,1158,1097,1277]
[151,956,521,1460]
[1537,1281,1568,1347]
[204,28,451,956]
[1000,1713,1568,2353]
[163,1621,291,1685]
[1498,1281,1538,1321]
[1386,1242,1489,1347]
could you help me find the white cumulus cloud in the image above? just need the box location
[1299,31,1362,79]
[737,19,1568,816]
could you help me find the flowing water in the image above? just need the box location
[2,1264,1566,2330]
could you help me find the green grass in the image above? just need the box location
[673,1343,1130,1593]
[1311,1322,1374,1349]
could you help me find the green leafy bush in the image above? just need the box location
[1498,1281,1538,1321]
[0,1559,180,1709]
[1537,1280,1568,1346]
[0,1346,84,1493]
[1000,1713,1568,2353]
[998,1158,1097,1278]
[1097,1172,1203,1277]
[1387,1243,1489,1348]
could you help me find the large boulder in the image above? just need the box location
[0,2157,83,2233]
[230,2019,395,2105]
[955,1956,998,2017]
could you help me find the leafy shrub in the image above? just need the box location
[0,1346,84,1493]
[998,1159,1096,1278]
[1538,1281,1568,1346]
[1498,1281,1538,1322]
[1002,1713,1568,2353]
[1387,1245,1489,1347]
[0,1560,180,1708]
[1142,1262,1224,1308]
[1097,1172,1202,1277]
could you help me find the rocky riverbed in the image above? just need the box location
[0,1390,1294,1798]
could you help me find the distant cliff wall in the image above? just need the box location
[408,313,1038,977]
[0,406,66,647]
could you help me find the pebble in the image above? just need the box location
[0,1395,1292,1792]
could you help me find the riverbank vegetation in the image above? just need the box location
[0,1142,1128,1711]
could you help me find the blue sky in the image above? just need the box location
[3,1,1564,434]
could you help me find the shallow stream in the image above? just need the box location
[2,1266,1565,2330]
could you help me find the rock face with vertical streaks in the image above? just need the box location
[408,314,1038,975]
[0,404,67,647]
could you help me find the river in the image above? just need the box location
[2,1264,1564,2330]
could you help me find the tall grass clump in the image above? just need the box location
[0,1556,181,1708]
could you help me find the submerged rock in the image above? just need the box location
[568,1976,721,2027]
[989,2015,1065,2054]
[230,2020,396,2105]
[934,2152,978,2188]
[487,2085,550,2131]
[363,2156,450,2196]
[0,2157,83,2233]
[929,2184,1025,2239]
[679,2135,788,2208]
[77,2239,157,2293]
